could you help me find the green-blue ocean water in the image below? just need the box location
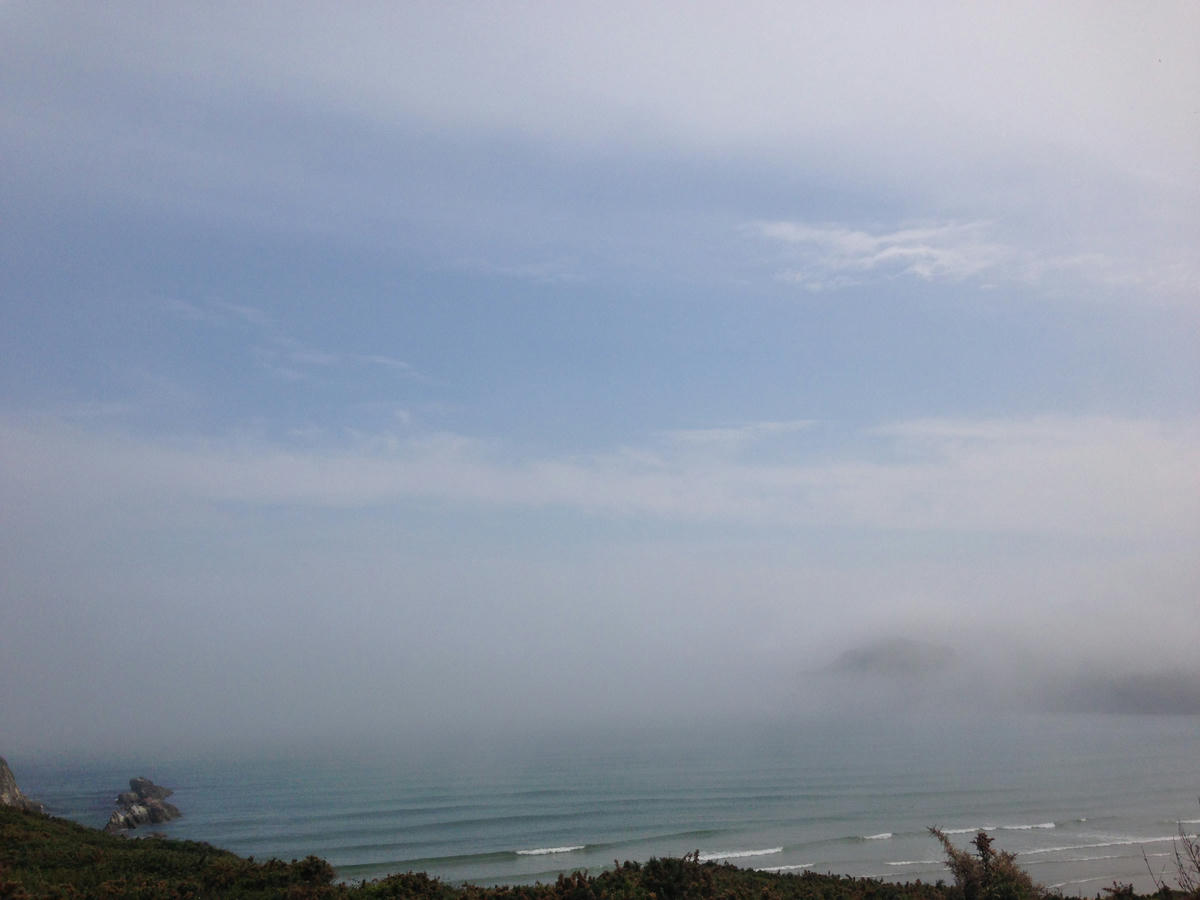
[13,714,1199,895]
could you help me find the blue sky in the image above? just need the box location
[2,2,1198,753]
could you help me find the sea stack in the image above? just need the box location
[0,756,44,813]
[104,776,181,833]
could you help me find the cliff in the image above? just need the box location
[0,756,44,813]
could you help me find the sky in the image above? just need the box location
[2,2,1199,756]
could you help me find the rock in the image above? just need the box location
[103,776,181,833]
[0,756,44,813]
[129,776,173,802]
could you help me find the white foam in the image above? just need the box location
[943,826,996,834]
[887,859,940,866]
[699,847,782,861]
[516,845,585,856]
[1024,836,1191,856]
[1060,854,1122,862]
[1048,877,1105,889]
[757,863,814,872]
[1000,822,1056,830]
[863,832,893,840]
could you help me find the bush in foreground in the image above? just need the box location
[929,827,1043,900]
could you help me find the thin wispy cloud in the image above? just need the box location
[159,297,424,383]
[352,354,412,372]
[657,420,815,453]
[1020,251,1200,302]
[753,218,1200,302]
[4,415,1195,545]
[211,300,273,329]
[156,297,274,329]
[461,258,586,285]
[754,220,1011,292]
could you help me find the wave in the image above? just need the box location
[1048,877,1107,890]
[887,859,940,867]
[516,845,586,856]
[1024,836,1189,856]
[863,833,893,840]
[699,847,782,861]
[942,822,1052,835]
[1059,854,1122,863]
[757,863,814,873]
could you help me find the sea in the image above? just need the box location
[10,713,1199,896]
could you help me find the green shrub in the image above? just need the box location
[929,828,1042,900]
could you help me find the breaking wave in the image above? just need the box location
[516,846,585,856]
[1048,877,1107,890]
[757,863,814,872]
[863,833,893,840]
[1024,836,1191,856]
[699,848,782,861]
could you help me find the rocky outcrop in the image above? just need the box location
[0,756,44,813]
[104,777,181,833]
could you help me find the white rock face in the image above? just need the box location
[0,756,44,813]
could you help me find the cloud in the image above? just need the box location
[3,414,1195,546]
[460,258,586,285]
[756,220,1009,289]
[7,5,1195,301]
[30,3,1191,186]
[656,420,814,453]
[352,354,417,373]
[1020,251,1200,300]
[211,300,273,329]
[158,297,423,382]
[753,218,1200,302]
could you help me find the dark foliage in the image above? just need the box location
[0,806,336,898]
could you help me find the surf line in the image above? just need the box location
[515,845,586,856]
[699,848,783,861]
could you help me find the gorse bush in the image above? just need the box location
[929,828,1043,900]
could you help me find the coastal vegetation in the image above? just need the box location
[2,806,1193,900]
[929,828,1041,900]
